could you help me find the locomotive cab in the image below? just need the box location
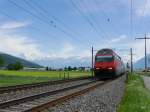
[94,55,116,78]
[94,49,124,79]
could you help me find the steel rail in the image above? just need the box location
[27,74,125,112]
[0,76,92,93]
[26,80,110,112]
[0,80,96,109]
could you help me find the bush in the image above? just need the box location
[7,62,23,70]
[0,56,4,67]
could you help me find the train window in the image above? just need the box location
[95,55,114,62]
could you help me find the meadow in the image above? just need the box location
[0,70,91,87]
[117,73,150,112]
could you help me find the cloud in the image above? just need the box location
[0,30,90,62]
[0,32,44,60]
[93,34,149,63]
[72,0,131,15]
[76,0,150,18]
[0,21,30,29]
[110,35,126,43]
[111,34,150,63]
[62,42,75,54]
[45,42,91,60]
[0,28,147,67]
[136,2,150,16]
[134,0,150,17]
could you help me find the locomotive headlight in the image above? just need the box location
[96,67,100,70]
[108,67,113,70]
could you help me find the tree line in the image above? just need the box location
[46,66,91,71]
[0,56,23,70]
[0,56,90,71]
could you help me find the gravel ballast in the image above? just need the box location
[47,75,126,112]
[0,79,92,103]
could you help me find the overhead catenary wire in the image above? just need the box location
[70,0,106,40]
[94,0,119,36]
[82,0,110,39]
[7,0,87,45]
[0,10,59,39]
[138,0,147,30]
[130,0,133,39]
[30,0,90,46]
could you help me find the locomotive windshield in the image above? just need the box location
[95,55,114,62]
[97,49,113,55]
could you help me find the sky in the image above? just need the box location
[0,0,150,67]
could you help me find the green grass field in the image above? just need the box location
[140,72,150,77]
[117,73,150,112]
[0,70,91,87]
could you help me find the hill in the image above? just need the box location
[0,53,42,68]
[134,54,150,69]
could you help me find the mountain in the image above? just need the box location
[0,53,42,68]
[134,54,150,69]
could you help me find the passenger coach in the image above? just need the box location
[94,49,125,78]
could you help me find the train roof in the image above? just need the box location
[97,49,114,55]
[96,48,122,60]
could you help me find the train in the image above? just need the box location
[94,48,125,79]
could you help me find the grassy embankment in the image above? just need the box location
[117,73,150,112]
[0,70,91,87]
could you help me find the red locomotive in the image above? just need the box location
[94,48,125,78]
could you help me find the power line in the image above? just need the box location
[141,0,147,16]
[7,0,53,27]
[23,0,55,26]
[82,0,110,39]
[31,0,88,43]
[135,33,150,70]
[130,0,133,39]
[0,10,58,39]
[70,0,105,39]
[138,0,147,31]
[94,0,119,35]
[23,0,90,46]
[7,0,84,44]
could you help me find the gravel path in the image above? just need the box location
[142,76,150,90]
[46,75,126,112]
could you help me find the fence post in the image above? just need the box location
[59,72,61,79]
[67,72,69,79]
[64,72,65,79]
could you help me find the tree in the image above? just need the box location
[0,56,4,67]
[68,66,72,71]
[7,63,14,70]
[64,67,68,71]
[7,62,23,70]
[73,67,77,71]
[46,66,49,71]
[14,62,23,70]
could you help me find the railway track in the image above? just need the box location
[0,75,124,112]
[0,77,93,103]
[0,78,101,112]
[0,76,91,93]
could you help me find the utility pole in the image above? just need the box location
[91,46,94,77]
[135,34,150,70]
[130,48,133,73]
